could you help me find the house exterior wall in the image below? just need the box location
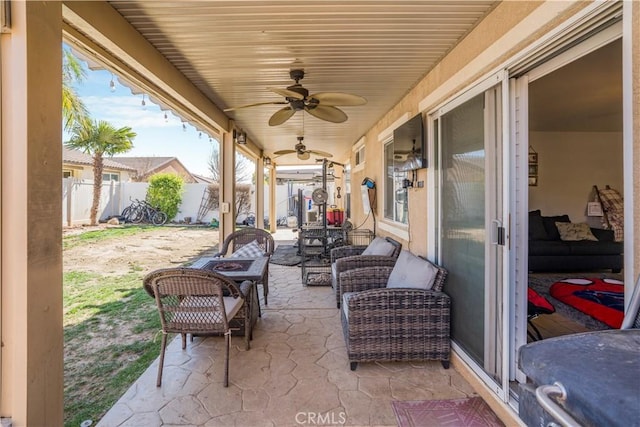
[351,1,594,259]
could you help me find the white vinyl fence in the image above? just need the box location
[62,179,224,226]
[62,178,338,226]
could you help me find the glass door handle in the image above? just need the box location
[491,219,505,246]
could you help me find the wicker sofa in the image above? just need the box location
[339,252,450,370]
[331,236,402,308]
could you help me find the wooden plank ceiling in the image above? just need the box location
[108,1,496,164]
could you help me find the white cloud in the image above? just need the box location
[83,95,181,130]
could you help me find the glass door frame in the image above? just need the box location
[428,71,511,401]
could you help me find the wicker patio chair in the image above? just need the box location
[331,236,402,308]
[144,267,248,387]
[339,256,450,370]
[213,228,275,305]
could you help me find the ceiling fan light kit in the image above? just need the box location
[225,69,367,126]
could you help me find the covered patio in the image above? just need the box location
[97,230,493,427]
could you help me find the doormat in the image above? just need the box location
[270,245,302,266]
[392,397,504,427]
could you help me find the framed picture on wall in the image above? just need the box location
[528,153,538,163]
[587,202,603,216]
[528,164,538,175]
[528,176,538,186]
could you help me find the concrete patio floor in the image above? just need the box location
[97,229,482,427]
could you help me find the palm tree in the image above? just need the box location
[62,49,89,131]
[66,119,136,225]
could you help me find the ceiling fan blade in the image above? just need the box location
[268,107,296,126]
[306,105,348,123]
[223,101,286,112]
[272,149,296,156]
[310,92,367,106]
[308,149,333,158]
[268,87,305,100]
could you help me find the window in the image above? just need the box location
[102,172,120,182]
[355,145,365,166]
[384,140,408,224]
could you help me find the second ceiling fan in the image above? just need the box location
[224,69,367,126]
[273,136,332,160]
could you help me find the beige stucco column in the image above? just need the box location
[1,1,63,425]
[218,130,236,248]
[269,165,277,233]
[255,158,265,230]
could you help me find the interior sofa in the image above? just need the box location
[528,210,623,273]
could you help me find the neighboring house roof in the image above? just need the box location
[114,156,198,183]
[62,147,136,171]
[193,174,215,184]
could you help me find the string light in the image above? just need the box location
[141,94,146,109]
[182,123,187,132]
[199,132,202,139]
[109,74,116,92]
[164,112,168,122]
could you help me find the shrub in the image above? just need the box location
[146,173,184,220]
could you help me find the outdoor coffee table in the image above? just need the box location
[191,256,268,343]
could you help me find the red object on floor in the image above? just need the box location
[550,278,624,328]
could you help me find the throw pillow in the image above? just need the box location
[386,250,438,290]
[361,237,396,257]
[555,222,598,241]
[229,240,265,258]
[542,215,571,240]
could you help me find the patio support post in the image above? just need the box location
[218,129,236,250]
[256,158,265,230]
[0,1,64,424]
[269,165,277,233]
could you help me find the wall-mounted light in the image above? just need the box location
[233,129,247,144]
[264,157,272,167]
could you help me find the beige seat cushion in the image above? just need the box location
[361,237,395,256]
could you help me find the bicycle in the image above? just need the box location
[121,199,167,225]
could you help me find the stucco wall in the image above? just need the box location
[351,1,589,258]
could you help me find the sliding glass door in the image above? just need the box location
[433,78,506,393]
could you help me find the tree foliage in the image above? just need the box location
[205,183,252,224]
[62,49,89,131]
[65,119,136,225]
[146,174,184,221]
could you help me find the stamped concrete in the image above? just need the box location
[97,231,481,426]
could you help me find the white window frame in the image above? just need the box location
[102,172,120,182]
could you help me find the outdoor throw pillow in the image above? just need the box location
[387,250,438,290]
[229,240,265,258]
[361,237,395,256]
[555,222,598,241]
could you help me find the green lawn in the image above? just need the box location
[63,226,161,427]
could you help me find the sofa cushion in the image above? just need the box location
[529,240,572,256]
[542,215,571,240]
[568,241,624,256]
[529,213,548,240]
[556,222,598,241]
[361,237,396,256]
[591,228,615,242]
[387,250,438,290]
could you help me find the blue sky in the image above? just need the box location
[65,62,219,177]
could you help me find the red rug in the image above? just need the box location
[549,278,624,328]
[392,397,504,427]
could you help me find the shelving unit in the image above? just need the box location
[299,226,343,286]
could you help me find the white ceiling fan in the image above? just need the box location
[224,69,367,126]
[273,136,333,160]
